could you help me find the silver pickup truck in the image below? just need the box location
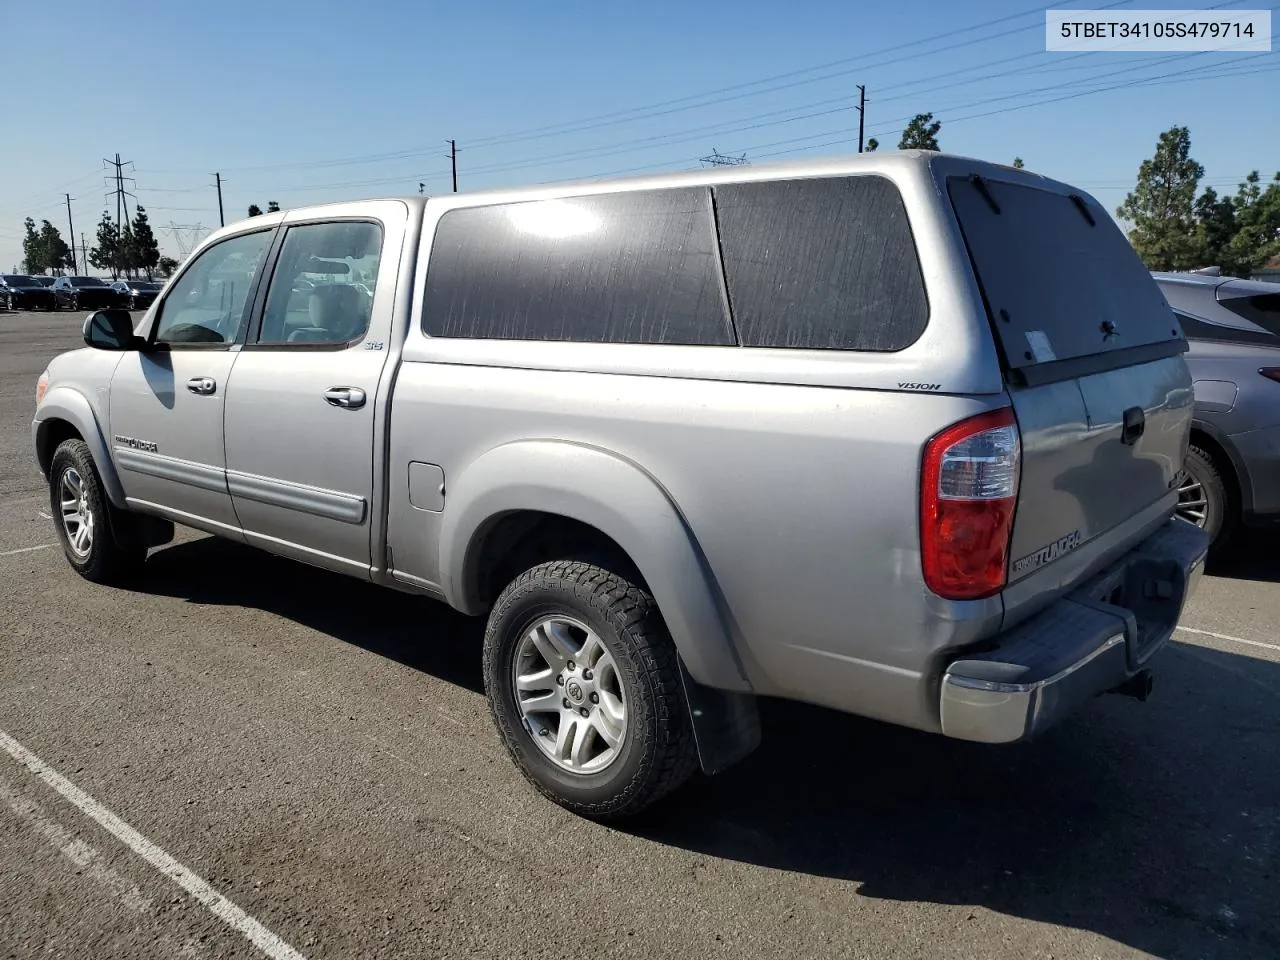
[33,152,1208,819]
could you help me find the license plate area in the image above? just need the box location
[1082,556,1187,669]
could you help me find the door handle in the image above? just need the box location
[186,377,216,395]
[1121,406,1145,446]
[323,386,366,409]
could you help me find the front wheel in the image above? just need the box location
[49,439,146,584]
[482,559,699,820]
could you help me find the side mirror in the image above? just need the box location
[83,309,143,351]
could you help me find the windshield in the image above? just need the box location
[948,176,1180,369]
[2,275,38,287]
[71,277,108,287]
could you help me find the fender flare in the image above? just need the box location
[34,387,127,508]
[439,439,751,693]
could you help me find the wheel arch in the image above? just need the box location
[439,439,750,695]
[34,388,126,508]
[1189,419,1247,518]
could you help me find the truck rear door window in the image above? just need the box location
[713,175,928,351]
[423,187,733,345]
[948,176,1180,369]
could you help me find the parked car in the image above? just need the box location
[1,275,58,311]
[52,276,122,311]
[1155,271,1280,550]
[32,153,1207,819]
[109,279,163,310]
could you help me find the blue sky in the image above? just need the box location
[0,0,1275,271]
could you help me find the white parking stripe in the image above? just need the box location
[0,544,52,557]
[0,730,309,960]
[0,776,152,914]
[1176,624,1280,654]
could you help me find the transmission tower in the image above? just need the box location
[102,153,136,277]
[163,222,210,259]
[700,148,748,167]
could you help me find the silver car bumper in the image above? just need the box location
[939,518,1208,744]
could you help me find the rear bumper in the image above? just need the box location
[939,518,1208,743]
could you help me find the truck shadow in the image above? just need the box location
[634,642,1280,959]
[137,536,1278,958]
[1209,531,1280,584]
[138,535,486,695]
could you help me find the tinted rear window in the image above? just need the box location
[714,176,928,351]
[948,176,1179,368]
[1221,293,1280,337]
[423,188,733,345]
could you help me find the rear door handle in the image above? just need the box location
[323,386,366,409]
[186,377,216,395]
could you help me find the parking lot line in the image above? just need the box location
[0,729,309,960]
[1176,624,1280,654]
[0,544,52,557]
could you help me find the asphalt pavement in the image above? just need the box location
[1,308,1277,960]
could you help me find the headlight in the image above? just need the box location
[35,370,49,407]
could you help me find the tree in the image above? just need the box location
[247,204,263,217]
[89,211,122,275]
[267,200,280,213]
[1012,157,1025,169]
[20,218,73,274]
[37,221,74,274]
[898,113,941,151]
[128,206,161,279]
[1193,186,1237,270]
[1116,126,1204,271]
[157,255,179,277]
[21,218,41,274]
[1219,171,1280,277]
[865,138,879,152]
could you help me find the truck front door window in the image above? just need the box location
[154,231,273,345]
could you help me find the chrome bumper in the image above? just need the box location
[940,518,1208,744]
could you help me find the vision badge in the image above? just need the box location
[1011,530,1082,576]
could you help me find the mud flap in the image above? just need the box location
[677,658,761,775]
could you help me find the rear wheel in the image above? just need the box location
[482,559,699,820]
[49,440,146,584]
[1177,445,1235,552]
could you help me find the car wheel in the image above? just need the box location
[483,558,699,820]
[49,439,146,585]
[1177,445,1235,551]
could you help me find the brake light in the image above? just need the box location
[920,407,1020,600]
[1260,368,1280,384]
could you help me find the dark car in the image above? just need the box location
[52,276,121,311]
[0,275,58,311]
[109,279,163,310]
[1155,271,1280,551]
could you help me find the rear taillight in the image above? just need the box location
[1260,368,1280,384]
[920,407,1020,600]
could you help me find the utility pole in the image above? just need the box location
[856,85,867,153]
[65,194,77,274]
[447,139,458,193]
[81,233,87,273]
[213,172,225,227]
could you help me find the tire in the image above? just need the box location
[49,439,146,585]
[1177,445,1235,552]
[483,559,699,820]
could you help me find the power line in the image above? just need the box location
[150,0,1114,178]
